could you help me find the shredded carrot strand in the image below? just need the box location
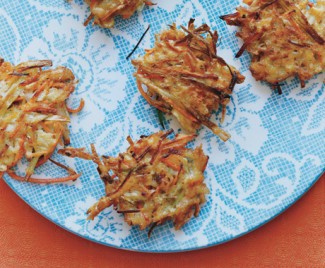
[7,170,81,184]
[66,98,85,113]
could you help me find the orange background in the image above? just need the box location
[0,174,324,267]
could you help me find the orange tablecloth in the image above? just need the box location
[0,174,324,267]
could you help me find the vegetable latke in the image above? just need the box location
[221,0,325,93]
[0,59,82,183]
[132,20,245,141]
[59,130,209,235]
[84,0,154,28]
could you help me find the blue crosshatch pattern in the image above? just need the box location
[0,0,324,252]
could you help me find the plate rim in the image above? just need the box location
[4,167,324,253]
[1,0,324,253]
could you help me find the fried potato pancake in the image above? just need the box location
[84,0,153,28]
[0,59,82,183]
[132,20,245,141]
[221,0,325,92]
[59,130,209,235]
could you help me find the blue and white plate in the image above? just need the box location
[1,0,324,252]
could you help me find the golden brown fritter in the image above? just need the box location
[132,20,245,141]
[221,0,325,93]
[0,59,82,183]
[84,0,154,28]
[59,130,210,235]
